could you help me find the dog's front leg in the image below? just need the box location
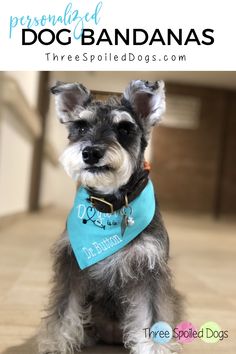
[121,283,181,354]
[38,234,92,354]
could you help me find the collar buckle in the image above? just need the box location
[90,196,114,214]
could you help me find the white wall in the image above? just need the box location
[0,113,33,215]
[0,72,39,217]
[6,71,39,107]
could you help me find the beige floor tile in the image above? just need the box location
[0,210,236,353]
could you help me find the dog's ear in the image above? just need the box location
[123,80,165,126]
[50,81,91,123]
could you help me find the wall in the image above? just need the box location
[0,72,39,217]
[6,71,39,107]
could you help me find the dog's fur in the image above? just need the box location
[38,80,183,354]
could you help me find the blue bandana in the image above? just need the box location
[67,179,156,270]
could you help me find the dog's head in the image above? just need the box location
[51,80,165,194]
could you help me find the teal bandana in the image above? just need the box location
[67,179,156,270]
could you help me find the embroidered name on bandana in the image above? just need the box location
[67,180,155,269]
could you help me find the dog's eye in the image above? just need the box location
[78,126,88,134]
[74,120,90,135]
[117,121,135,136]
[67,120,90,141]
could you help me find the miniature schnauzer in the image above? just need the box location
[38,80,183,354]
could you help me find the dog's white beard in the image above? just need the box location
[59,143,135,194]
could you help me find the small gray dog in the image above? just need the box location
[38,80,183,354]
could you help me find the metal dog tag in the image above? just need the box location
[121,206,134,237]
[121,214,129,237]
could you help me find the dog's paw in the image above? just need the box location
[152,341,182,354]
[130,340,182,354]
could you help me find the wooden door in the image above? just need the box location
[150,84,228,214]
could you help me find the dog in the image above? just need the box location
[38,80,183,354]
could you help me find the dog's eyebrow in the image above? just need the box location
[111,110,134,124]
[78,110,94,120]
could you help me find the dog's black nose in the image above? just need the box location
[82,146,105,165]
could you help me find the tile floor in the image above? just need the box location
[0,210,235,354]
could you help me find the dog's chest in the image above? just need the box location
[86,232,163,288]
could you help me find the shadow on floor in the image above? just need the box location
[1,336,127,354]
[2,336,37,354]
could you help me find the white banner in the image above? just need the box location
[0,0,235,70]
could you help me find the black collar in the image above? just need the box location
[86,169,150,213]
